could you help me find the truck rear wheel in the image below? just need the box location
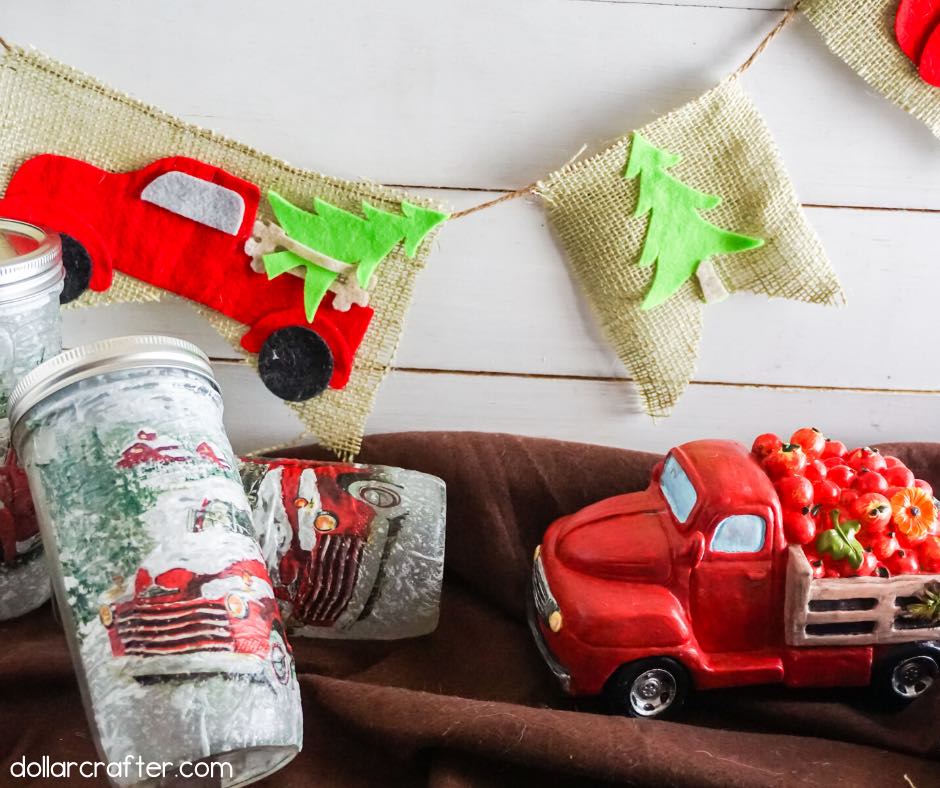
[872,643,939,709]
[258,326,334,401]
[604,657,690,719]
[59,233,93,304]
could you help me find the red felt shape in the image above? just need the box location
[895,0,940,86]
[0,154,374,392]
[918,23,940,86]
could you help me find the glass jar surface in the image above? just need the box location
[12,352,302,787]
[0,220,64,620]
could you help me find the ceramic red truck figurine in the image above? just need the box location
[530,438,940,718]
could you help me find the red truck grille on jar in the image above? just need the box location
[114,599,234,656]
[295,534,364,626]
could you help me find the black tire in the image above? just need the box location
[871,642,940,710]
[59,233,93,304]
[258,326,333,401]
[604,657,690,719]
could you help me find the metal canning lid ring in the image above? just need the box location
[8,335,218,433]
[0,219,64,303]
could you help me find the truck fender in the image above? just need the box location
[241,306,364,389]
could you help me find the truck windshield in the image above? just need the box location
[660,455,697,524]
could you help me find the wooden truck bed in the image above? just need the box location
[784,545,940,647]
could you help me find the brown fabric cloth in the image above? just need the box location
[1,432,939,787]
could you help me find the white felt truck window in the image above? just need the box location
[141,171,246,235]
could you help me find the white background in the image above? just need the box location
[5,0,940,454]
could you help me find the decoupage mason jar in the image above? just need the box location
[0,219,64,620]
[9,335,302,787]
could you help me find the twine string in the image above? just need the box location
[731,0,802,78]
[0,1,801,221]
[451,0,802,219]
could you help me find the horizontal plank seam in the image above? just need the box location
[388,183,940,215]
[204,357,940,396]
[568,1,785,11]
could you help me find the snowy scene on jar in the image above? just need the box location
[0,220,64,621]
[15,365,301,786]
[240,457,446,640]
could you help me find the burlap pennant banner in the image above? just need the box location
[0,44,446,459]
[539,78,844,417]
[804,0,940,139]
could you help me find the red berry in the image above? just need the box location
[821,439,847,460]
[776,476,814,511]
[898,526,929,550]
[914,479,934,498]
[854,470,889,495]
[783,509,817,545]
[803,460,827,483]
[840,488,860,508]
[853,493,892,532]
[918,536,940,573]
[826,465,856,489]
[871,531,900,561]
[846,447,887,473]
[763,444,807,479]
[845,550,878,577]
[823,456,848,469]
[813,480,841,506]
[790,427,826,461]
[887,549,920,576]
[752,433,783,461]
[883,456,904,469]
[883,465,915,488]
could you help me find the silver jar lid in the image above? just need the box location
[0,219,64,303]
[9,335,218,430]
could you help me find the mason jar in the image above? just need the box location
[240,456,446,640]
[10,335,302,787]
[0,219,64,620]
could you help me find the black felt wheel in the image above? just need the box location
[59,233,93,304]
[258,326,334,402]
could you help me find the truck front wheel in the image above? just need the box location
[258,326,334,401]
[604,658,690,719]
[872,644,939,709]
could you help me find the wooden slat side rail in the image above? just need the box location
[785,546,940,647]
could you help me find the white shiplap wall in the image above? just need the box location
[4,0,940,454]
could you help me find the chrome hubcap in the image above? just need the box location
[629,668,677,717]
[891,656,937,698]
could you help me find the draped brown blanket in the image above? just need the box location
[2,433,939,787]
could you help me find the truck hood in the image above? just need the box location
[552,488,672,583]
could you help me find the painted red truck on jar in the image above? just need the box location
[0,154,372,400]
[529,440,940,718]
[99,530,291,686]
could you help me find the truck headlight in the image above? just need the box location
[314,513,338,532]
[548,610,563,632]
[226,593,248,618]
[99,605,114,627]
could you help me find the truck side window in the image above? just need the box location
[660,455,697,524]
[710,514,766,554]
[141,171,246,236]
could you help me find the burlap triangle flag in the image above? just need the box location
[0,44,446,459]
[539,77,844,418]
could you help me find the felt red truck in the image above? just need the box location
[99,529,291,687]
[529,440,940,718]
[0,154,372,401]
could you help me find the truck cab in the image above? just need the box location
[530,439,939,718]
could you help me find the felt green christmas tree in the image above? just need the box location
[264,191,449,321]
[625,133,764,310]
